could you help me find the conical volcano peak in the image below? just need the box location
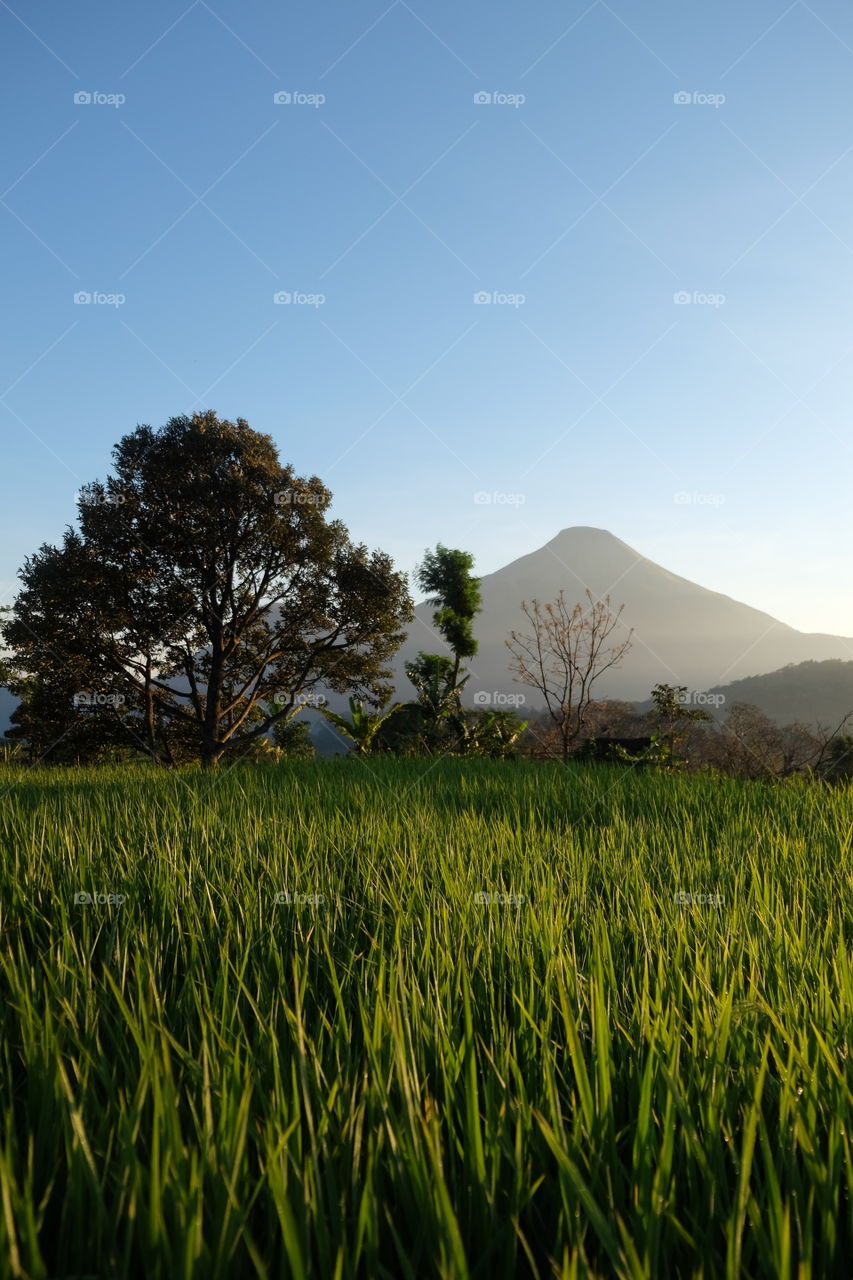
[551,525,616,538]
[528,526,653,585]
[546,526,641,554]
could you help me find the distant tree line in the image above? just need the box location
[518,687,853,782]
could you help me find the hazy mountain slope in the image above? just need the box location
[706,659,853,728]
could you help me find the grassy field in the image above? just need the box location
[0,759,850,1278]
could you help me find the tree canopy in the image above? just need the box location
[2,411,413,766]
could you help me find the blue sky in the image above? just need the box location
[2,1,853,634]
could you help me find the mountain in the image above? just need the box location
[391,527,853,706]
[706,660,853,728]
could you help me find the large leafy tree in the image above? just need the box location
[1,532,149,763]
[2,412,413,767]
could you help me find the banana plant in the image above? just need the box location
[403,653,472,754]
[462,709,529,757]
[319,697,404,755]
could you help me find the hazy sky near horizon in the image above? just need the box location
[2,1,853,634]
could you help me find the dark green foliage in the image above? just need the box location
[395,548,482,757]
[817,733,853,783]
[318,697,403,755]
[1,412,413,767]
[461,708,528,757]
[271,717,316,759]
[415,544,481,670]
[400,653,469,754]
[648,683,712,769]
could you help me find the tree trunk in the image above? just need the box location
[200,741,225,769]
[201,611,225,769]
[143,654,162,765]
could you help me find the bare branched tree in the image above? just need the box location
[696,704,853,780]
[505,590,633,761]
[807,711,853,776]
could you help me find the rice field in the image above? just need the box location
[0,759,850,1278]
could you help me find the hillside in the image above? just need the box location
[707,659,853,728]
